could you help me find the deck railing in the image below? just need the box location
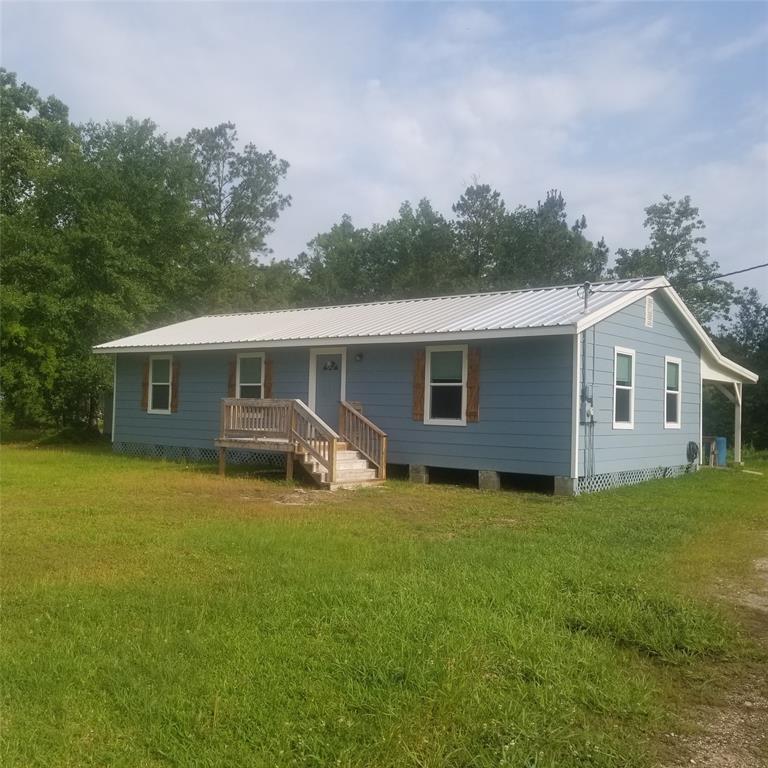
[219,398,341,482]
[338,400,387,479]
[220,398,293,440]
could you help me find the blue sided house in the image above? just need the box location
[94,277,758,494]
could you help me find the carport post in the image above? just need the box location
[734,382,742,465]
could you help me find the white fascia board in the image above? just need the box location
[575,276,669,333]
[92,324,576,354]
[575,279,758,385]
[659,287,758,383]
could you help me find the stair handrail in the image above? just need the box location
[290,399,340,483]
[338,400,387,479]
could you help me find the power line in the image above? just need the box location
[588,262,768,294]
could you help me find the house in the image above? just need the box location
[93,276,758,494]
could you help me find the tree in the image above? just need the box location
[452,184,506,287]
[1,71,292,428]
[290,200,460,306]
[369,199,458,299]
[293,215,372,305]
[186,122,291,263]
[1,69,81,426]
[705,288,768,450]
[611,195,732,326]
[488,190,607,290]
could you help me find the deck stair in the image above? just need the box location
[296,443,380,489]
[216,398,387,490]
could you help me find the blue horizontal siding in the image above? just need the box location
[115,349,310,450]
[345,338,573,475]
[114,336,575,477]
[579,294,701,475]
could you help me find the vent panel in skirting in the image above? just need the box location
[113,441,283,467]
[577,464,693,494]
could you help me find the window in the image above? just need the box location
[613,347,635,429]
[664,356,681,428]
[149,356,172,413]
[237,353,264,398]
[425,345,467,425]
[644,296,654,327]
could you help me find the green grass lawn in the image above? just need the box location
[2,445,766,768]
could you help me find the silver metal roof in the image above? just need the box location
[94,277,664,352]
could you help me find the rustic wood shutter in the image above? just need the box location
[466,347,480,423]
[412,349,426,421]
[227,357,237,397]
[263,357,273,398]
[170,360,180,412]
[141,359,150,411]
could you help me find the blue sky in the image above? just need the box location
[3,1,767,292]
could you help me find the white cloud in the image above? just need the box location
[713,23,768,61]
[1,3,766,292]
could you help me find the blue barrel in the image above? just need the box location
[715,436,727,467]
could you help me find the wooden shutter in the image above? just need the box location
[170,360,180,412]
[263,357,273,399]
[412,349,426,421]
[466,347,480,422]
[227,357,237,398]
[141,359,150,411]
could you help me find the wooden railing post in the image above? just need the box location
[379,435,388,479]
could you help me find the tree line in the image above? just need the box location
[1,70,765,447]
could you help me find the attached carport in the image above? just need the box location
[701,356,758,465]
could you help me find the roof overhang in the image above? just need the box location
[660,286,758,384]
[574,277,757,384]
[91,276,759,386]
[92,323,575,355]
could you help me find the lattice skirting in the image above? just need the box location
[576,464,694,495]
[113,441,284,467]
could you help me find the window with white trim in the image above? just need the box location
[613,347,635,429]
[664,356,681,428]
[425,345,467,425]
[237,353,264,398]
[149,355,172,413]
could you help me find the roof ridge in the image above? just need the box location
[201,276,664,319]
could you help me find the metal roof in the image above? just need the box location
[94,277,665,352]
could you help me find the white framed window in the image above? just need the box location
[613,346,635,429]
[644,296,654,327]
[664,356,682,429]
[237,353,264,398]
[424,345,467,426]
[149,355,173,414]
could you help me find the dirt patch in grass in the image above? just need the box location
[272,489,326,506]
[663,546,768,768]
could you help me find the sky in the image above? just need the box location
[3,1,767,293]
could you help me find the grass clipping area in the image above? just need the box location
[2,445,766,767]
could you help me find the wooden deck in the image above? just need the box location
[215,398,387,488]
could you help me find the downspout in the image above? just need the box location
[570,331,581,484]
[111,354,117,443]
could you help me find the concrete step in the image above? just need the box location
[334,468,378,481]
[303,465,376,482]
[299,456,370,472]
[326,479,386,491]
[334,458,369,470]
[295,448,379,488]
